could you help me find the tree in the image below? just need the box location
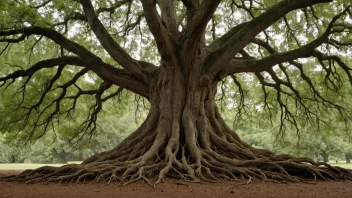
[1,0,352,184]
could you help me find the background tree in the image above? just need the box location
[0,0,352,184]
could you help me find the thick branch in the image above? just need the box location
[203,0,333,79]
[180,0,198,22]
[157,0,178,36]
[182,0,220,52]
[184,0,220,37]
[0,27,149,97]
[86,61,149,98]
[222,4,351,76]
[79,0,147,81]
[226,35,328,74]
[180,0,197,9]
[1,58,148,99]
[141,0,177,63]
[0,57,82,82]
[207,22,248,51]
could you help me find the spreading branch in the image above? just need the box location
[140,0,178,64]
[203,0,333,79]
[223,4,351,76]
[180,0,198,21]
[0,27,149,97]
[0,57,129,142]
[182,0,221,55]
[157,0,178,36]
[79,0,147,81]
[226,35,328,74]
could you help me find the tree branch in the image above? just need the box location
[180,0,197,9]
[182,0,220,53]
[157,0,178,36]
[203,0,333,79]
[180,0,198,21]
[0,27,149,97]
[0,56,148,98]
[79,0,147,81]
[222,4,351,76]
[226,34,328,74]
[0,57,82,82]
[140,0,178,63]
[0,56,147,140]
[207,22,248,51]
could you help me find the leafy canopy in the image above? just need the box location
[0,0,351,144]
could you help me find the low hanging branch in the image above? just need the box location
[0,26,152,97]
[0,57,127,143]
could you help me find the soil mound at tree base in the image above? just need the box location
[1,170,352,198]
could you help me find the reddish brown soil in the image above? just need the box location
[1,170,352,198]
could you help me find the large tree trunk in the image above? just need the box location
[81,72,276,182]
[3,63,352,184]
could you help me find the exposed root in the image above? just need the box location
[1,146,351,186]
[2,101,352,186]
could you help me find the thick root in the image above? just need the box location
[1,144,352,185]
[2,102,352,185]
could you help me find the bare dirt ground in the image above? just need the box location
[1,170,352,198]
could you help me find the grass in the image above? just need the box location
[0,161,82,170]
[0,163,64,170]
[328,161,352,170]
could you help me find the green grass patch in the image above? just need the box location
[329,162,352,170]
[0,163,65,170]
